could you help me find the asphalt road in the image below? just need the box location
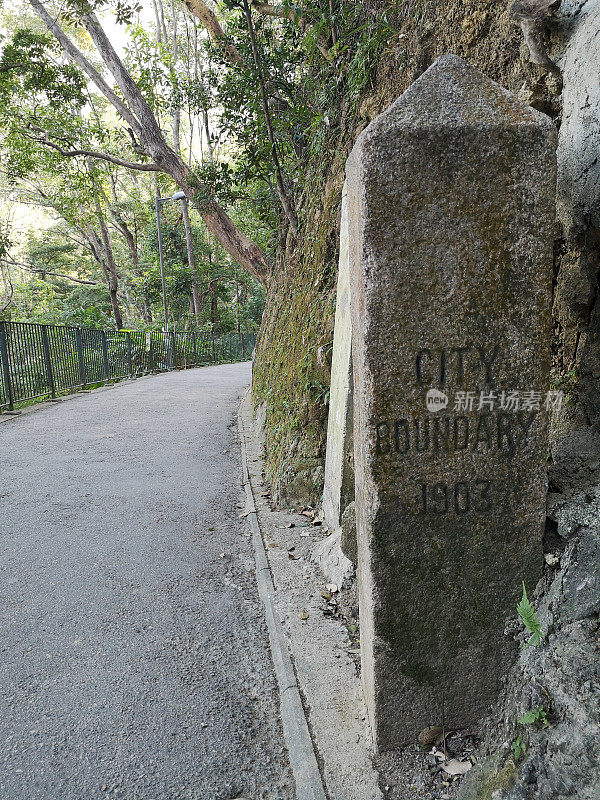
[0,363,294,800]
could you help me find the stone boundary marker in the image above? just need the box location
[346,54,557,750]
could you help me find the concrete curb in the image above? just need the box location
[238,392,327,800]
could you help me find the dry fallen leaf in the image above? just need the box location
[442,759,472,776]
[300,609,308,620]
[418,726,444,747]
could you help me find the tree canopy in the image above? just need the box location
[0,0,391,330]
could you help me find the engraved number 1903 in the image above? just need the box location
[418,479,492,515]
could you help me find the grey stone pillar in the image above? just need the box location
[346,55,556,750]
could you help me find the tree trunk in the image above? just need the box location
[180,200,203,322]
[210,286,219,329]
[203,109,214,161]
[79,10,261,274]
[112,210,140,273]
[142,299,153,324]
[90,194,124,330]
[192,282,203,318]
[107,287,122,329]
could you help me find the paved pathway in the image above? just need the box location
[0,364,294,800]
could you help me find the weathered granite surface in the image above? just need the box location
[346,54,556,750]
[341,501,357,567]
[552,0,600,429]
[323,182,354,536]
[556,0,600,236]
[459,519,600,800]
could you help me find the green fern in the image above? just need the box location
[512,733,526,761]
[517,582,543,647]
[519,706,549,728]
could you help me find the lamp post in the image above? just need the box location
[155,190,186,370]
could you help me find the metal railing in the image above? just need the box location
[0,321,255,411]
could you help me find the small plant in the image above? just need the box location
[512,733,526,761]
[517,582,543,647]
[519,706,549,728]
[550,367,579,407]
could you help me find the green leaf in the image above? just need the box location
[519,710,539,725]
[512,734,525,760]
[517,582,543,647]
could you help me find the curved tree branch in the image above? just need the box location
[30,0,272,286]
[27,0,144,140]
[2,257,98,285]
[26,132,162,171]
[251,1,302,23]
[180,0,242,64]
[251,1,332,61]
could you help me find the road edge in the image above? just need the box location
[238,389,328,800]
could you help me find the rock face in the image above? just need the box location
[340,501,357,566]
[556,0,600,236]
[459,521,600,800]
[552,0,600,427]
[346,54,557,750]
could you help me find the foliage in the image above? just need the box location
[0,0,270,332]
[0,0,402,367]
[517,582,543,647]
[512,704,551,765]
[512,733,526,761]
[519,706,549,728]
[9,278,113,327]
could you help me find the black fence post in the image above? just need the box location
[75,327,86,388]
[41,326,56,399]
[149,334,154,372]
[101,331,109,380]
[212,332,216,363]
[239,332,244,360]
[164,331,172,371]
[0,321,14,411]
[170,332,176,369]
[126,332,133,377]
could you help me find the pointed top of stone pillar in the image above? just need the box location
[359,54,552,140]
